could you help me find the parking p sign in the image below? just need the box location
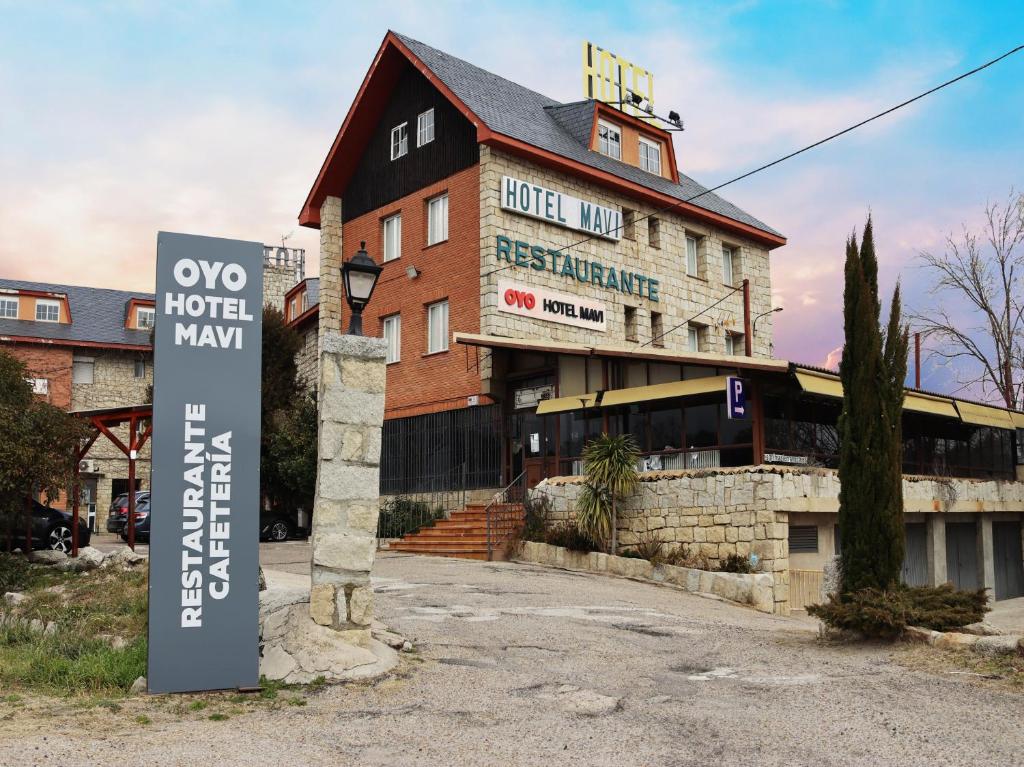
[727,376,747,420]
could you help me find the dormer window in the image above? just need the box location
[36,299,60,323]
[390,122,408,160]
[639,136,661,174]
[597,120,621,160]
[0,296,17,319]
[137,307,155,329]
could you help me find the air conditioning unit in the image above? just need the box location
[79,459,98,474]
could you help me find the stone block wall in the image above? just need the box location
[263,262,296,312]
[295,324,318,393]
[310,332,386,633]
[478,146,775,360]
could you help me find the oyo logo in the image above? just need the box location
[503,288,536,310]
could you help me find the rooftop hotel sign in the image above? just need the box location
[501,176,622,241]
[148,232,263,694]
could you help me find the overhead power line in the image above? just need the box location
[475,42,1024,284]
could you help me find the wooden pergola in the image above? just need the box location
[69,404,153,555]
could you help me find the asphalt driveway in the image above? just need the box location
[4,550,1023,766]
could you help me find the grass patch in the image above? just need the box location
[135,714,151,725]
[188,700,208,711]
[0,558,148,696]
[0,554,64,593]
[900,645,1024,690]
[208,712,229,721]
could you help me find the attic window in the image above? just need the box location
[639,137,661,174]
[36,299,60,323]
[137,307,155,329]
[390,122,408,160]
[0,296,17,319]
[597,120,621,160]
[417,109,435,147]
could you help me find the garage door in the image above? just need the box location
[901,523,928,587]
[945,522,979,591]
[993,521,1024,600]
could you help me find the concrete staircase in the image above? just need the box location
[388,502,524,561]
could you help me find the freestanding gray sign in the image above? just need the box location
[148,232,263,693]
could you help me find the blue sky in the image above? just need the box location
[1,1,1021,391]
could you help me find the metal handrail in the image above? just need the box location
[485,470,527,561]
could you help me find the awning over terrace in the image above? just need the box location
[600,375,730,407]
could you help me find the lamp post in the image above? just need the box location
[752,306,783,337]
[341,241,382,336]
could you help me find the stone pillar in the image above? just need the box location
[310,332,385,633]
[926,516,947,586]
[318,196,344,350]
[978,515,996,601]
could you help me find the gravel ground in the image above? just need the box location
[2,551,1023,766]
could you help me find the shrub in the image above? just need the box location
[717,553,754,574]
[544,523,598,553]
[520,493,553,544]
[625,532,664,563]
[808,584,989,639]
[376,497,444,538]
[661,545,710,571]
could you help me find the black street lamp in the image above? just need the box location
[341,241,382,336]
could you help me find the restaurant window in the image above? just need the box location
[597,120,621,160]
[72,357,94,385]
[648,216,661,249]
[723,245,738,285]
[390,122,408,160]
[416,108,435,147]
[1017,428,1024,465]
[624,306,638,342]
[383,213,402,262]
[651,311,664,348]
[639,136,661,174]
[650,402,683,453]
[426,300,448,354]
[383,314,401,363]
[685,235,699,277]
[427,194,448,245]
[622,208,636,240]
[36,299,60,322]
[0,296,18,318]
[685,403,717,448]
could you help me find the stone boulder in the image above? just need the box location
[3,592,26,606]
[960,622,1002,637]
[103,548,148,569]
[28,549,67,565]
[77,546,106,569]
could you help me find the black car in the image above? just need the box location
[5,500,92,553]
[260,509,295,543]
[106,491,150,534]
[118,494,151,543]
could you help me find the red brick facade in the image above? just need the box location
[342,164,489,418]
[6,343,73,410]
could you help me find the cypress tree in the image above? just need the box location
[837,217,908,592]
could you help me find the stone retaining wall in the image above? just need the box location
[515,541,776,614]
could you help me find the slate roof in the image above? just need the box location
[306,278,320,307]
[394,32,782,239]
[0,278,153,348]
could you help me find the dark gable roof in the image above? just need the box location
[0,278,153,349]
[306,278,320,307]
[394,32,782,238]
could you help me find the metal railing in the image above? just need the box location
[485,470,527,561]
[376,486,467,545]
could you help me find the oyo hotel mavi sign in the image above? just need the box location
[501,176,622,241]
[498,279,607,332]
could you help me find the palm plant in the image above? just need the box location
[575,433,640,554]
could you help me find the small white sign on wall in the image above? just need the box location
[497,279,607,332]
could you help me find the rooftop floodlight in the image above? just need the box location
[341,241,382,336]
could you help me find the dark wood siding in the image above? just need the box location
[342,65,479,223]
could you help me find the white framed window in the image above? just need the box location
[723,245,737,285]
[134,359,146,379]
[427,300,449,354]
[383,314,401,363]
[724,333,737,356]
[638,137,661,174]
[383,213,402,262]
[597,120,621,160]
[137,306,155,329]
[72,356,94,385]
[687,325,700,352]
[685,235,699,277]
[35,299,60,322]
[301,291,308,312]
[390,122,408,160]
[427,194,448,245]
[289,297,298,320]
[0,296,17,318]
[416,108,435,147]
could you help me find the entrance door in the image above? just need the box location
[81,479,98,533]
[901,523,928,586]
[520,409,556,488]
[993,521,1024,600]
[945,522,979,590]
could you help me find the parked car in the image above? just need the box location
[106,491,150,534]
[260,509,294,543]
[4,500,92,553]
[118,494,151,543]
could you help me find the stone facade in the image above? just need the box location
[317,197,344,355]
[310,332,386,633]
[478,146,775,373]
[71,349,153,531]
[295,323,319,392]
[263,262,296,313]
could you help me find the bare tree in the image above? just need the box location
[909,189,1024,409]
